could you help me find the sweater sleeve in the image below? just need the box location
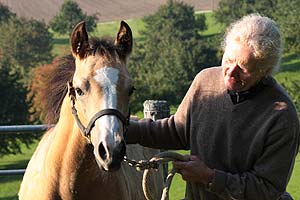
[208,126,300,200]
[125,115,189,149]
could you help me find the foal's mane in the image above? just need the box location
[38,37,117,124]
[41,55,75,124]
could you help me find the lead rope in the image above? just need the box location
[124,151,188,200]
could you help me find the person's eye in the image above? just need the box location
[238,65,248,73]
[75,87,84,96]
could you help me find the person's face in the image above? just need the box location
[222,42,265,92]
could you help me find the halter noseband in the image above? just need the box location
[68,81,130,143]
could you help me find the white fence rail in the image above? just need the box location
[0,124,54,176]
[0,124,53,133]
[0,100,170,177]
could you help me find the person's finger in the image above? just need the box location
[179,169,191,181]
[173,160,187,169]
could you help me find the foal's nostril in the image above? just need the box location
[98,142,107,160]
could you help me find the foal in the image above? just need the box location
[19,21,163,200]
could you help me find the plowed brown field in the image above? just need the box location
[0,0,219,23]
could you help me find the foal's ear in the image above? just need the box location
[114,21,132,57]
[71,21,89,59]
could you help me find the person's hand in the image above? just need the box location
[172,155,214,186]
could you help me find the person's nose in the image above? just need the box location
[227,65,239,77]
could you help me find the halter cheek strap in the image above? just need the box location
[68,81,130,143]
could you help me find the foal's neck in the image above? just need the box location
[51,97,102,198]
[57,96,93,165]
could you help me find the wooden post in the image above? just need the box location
[143,100,170,179]
[143,100,170,120]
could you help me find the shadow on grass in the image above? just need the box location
[0,159,29,170]
[201,33,221,40]
[0,159,28,184]
[0,196,18,200]
[53,37,69,45]
[0,174,23,184]
[281,53,300,72]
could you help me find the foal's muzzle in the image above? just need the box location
[98,140,126,171]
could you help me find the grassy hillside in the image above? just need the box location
[52,12,221,56]
[52,18,145,56]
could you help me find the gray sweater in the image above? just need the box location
[127,67,300,200]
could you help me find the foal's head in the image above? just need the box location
[69,21,133,171]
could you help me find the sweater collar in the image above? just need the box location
[227,76,274,104]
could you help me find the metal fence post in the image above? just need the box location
[143,100,170,179]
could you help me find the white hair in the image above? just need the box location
[223,13,282,74]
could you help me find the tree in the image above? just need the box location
[128,0,218,112]
[0,6,53,156]
[0,17,53,84]
[0,59,40,156]
[50,0,98,35]
[214,0,300,53]
[0,61,29,125]
[214,0,278,27]
[0,3,15,22]
[249,0,278,18]
[214,0,248,27]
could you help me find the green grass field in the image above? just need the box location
[0,144,299,199]
[1,11,300,200]
[0,142,36,200]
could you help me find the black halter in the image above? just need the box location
[68,81,130,143]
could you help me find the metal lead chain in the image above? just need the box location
[123,156,159,171]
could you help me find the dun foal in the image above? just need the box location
[19,21,163,200]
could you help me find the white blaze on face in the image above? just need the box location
[94,67,119,108]
[92,67,121,159]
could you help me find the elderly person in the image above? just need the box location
[127,14,300,199]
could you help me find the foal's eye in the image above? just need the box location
[129,86,135,96]
[75,88,84,96]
